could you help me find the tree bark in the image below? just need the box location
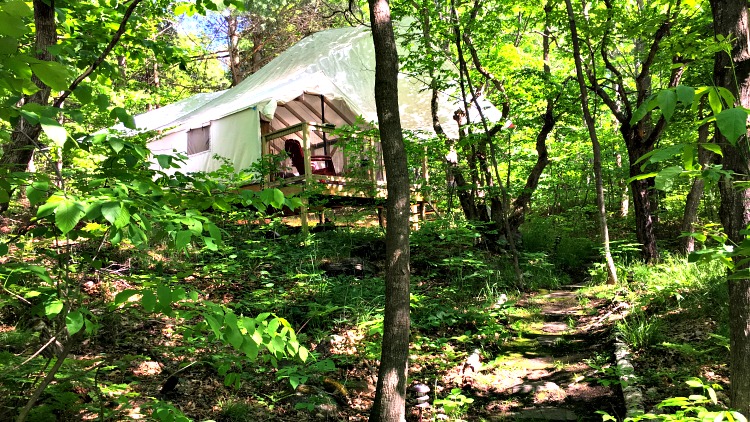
[226,13,242,86]
[709,0,750,415]
[0,0,56,175]
[565,0,618,284]
[680,123,715,253]
[367,1,411,421]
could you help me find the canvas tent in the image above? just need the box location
[130,25,501,177]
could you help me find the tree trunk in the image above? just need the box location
[625,132,659,263]
[368,1,411,421]
[709,0,750,415]
[226,13,242,86]
[509,2,555,230]
[0,0,56,174]
[680,124,715,253]
[565,0,619,284]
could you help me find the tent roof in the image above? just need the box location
[131,90,226,132]
[135,25,501,138]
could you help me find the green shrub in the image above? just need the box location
[616,310,663,350]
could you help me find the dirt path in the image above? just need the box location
[463,285,625,421]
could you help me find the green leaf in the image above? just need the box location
[202,236,218,251]
[109,137,124,153]
[187,218,203,236]
[110,107,136,130]
[206,222,221,241]
[204,314,223,338]
[718,87,737,108]
[226,325,244,350]
[26,181,48,206]
[0,36,16,55]
[686,378,703,388]
[73,85,93,104]
[702,143,723,157]
[0,10,29,37]
[0,243,8,256]
[55,199,84,234]
[645,144,685,167]
[657,89,677,122]
[157,284,172,308]
[251,329,263,346]
[682,144,695,171]
[242,339,260,360]
[630,96,657,125]
[271,336,286,355]
[0,188,9,203]
[708,89,723,115]
[44,299,64,317]
[141,290,156,313]
[29,61,71,91]
[3,0,32,17]
[716,108,748,145]
[101,202,130,229]
[114,289,139,305]
[156,154,172,169]
[298,346,309,362]
[676,85,695,105]
[174,3,197,16]
[94,94,109,111]
[267,318,280,335]
[260,188,285,209]
[626,172,658,184]
[175,230,192,250]
[654,166,683,191]
[66,310,84,335]
[39,117,67,146]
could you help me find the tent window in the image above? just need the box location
[187,125,210,155]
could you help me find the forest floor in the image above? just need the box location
[454,285,625,421]
[2,214,731,421]
[124,281,628,421]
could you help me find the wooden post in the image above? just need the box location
[302,123,313,185]
[300,197,309,235]
[301,123,312,236]
[261,121,271,185]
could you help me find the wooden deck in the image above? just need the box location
[249,121,428,231]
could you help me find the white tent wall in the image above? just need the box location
[206,108,261,173]
[145,108,260,175]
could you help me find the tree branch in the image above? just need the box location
[53,0,144,108]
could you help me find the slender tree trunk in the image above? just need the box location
[565,0,618,284]
[226,13,242,86]
[0,0,55,214]
[615,152,629,216]
[680,123,715,253]
[709,0,750,415]
[508,1,556,230]
[368,1,410,420]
